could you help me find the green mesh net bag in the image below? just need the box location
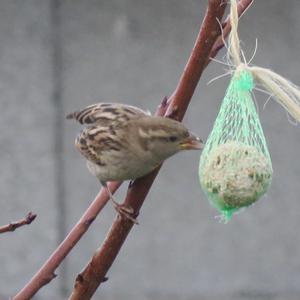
[199,69,273,221]
[198,0,300,222]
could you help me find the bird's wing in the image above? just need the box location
[66,103,151,126]
[75,124,125,165]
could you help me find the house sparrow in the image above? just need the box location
[67,103,203,223]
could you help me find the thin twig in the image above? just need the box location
[0,212,36,234]
[208,0,254,64]
[68,1,231,299]
[12,182,121,300]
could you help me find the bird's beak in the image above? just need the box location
[180,134,204,150]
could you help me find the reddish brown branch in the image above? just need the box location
[69,170,161,300]
[208,0,254,63]
[13,182,121,300]
[165,0,227,121]
[70,0,254,298]
[14,1,253,299]
[0,212,36,234]
[68,1,238,299]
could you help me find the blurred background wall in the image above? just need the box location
[1,1,300,299]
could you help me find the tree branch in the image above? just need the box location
[13,1,253,299]
[68,1,245,299]
[0,212,36,234]
[13,182,121,300]
[165,0,227,121]
[208,0,254,63]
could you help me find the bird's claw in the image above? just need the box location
[112,202,139,224]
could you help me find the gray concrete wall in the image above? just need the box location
[1,1,300,299]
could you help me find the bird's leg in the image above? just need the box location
[100,181,138,224]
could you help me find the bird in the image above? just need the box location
[67,102,203,223]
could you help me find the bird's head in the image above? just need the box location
[131,116,203,162]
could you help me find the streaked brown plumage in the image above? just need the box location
[67,102,203,222]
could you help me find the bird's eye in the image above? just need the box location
[169,136,178,142]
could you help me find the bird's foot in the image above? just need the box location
[112,202,139,224]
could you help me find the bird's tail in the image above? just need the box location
[66,111,78,120]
